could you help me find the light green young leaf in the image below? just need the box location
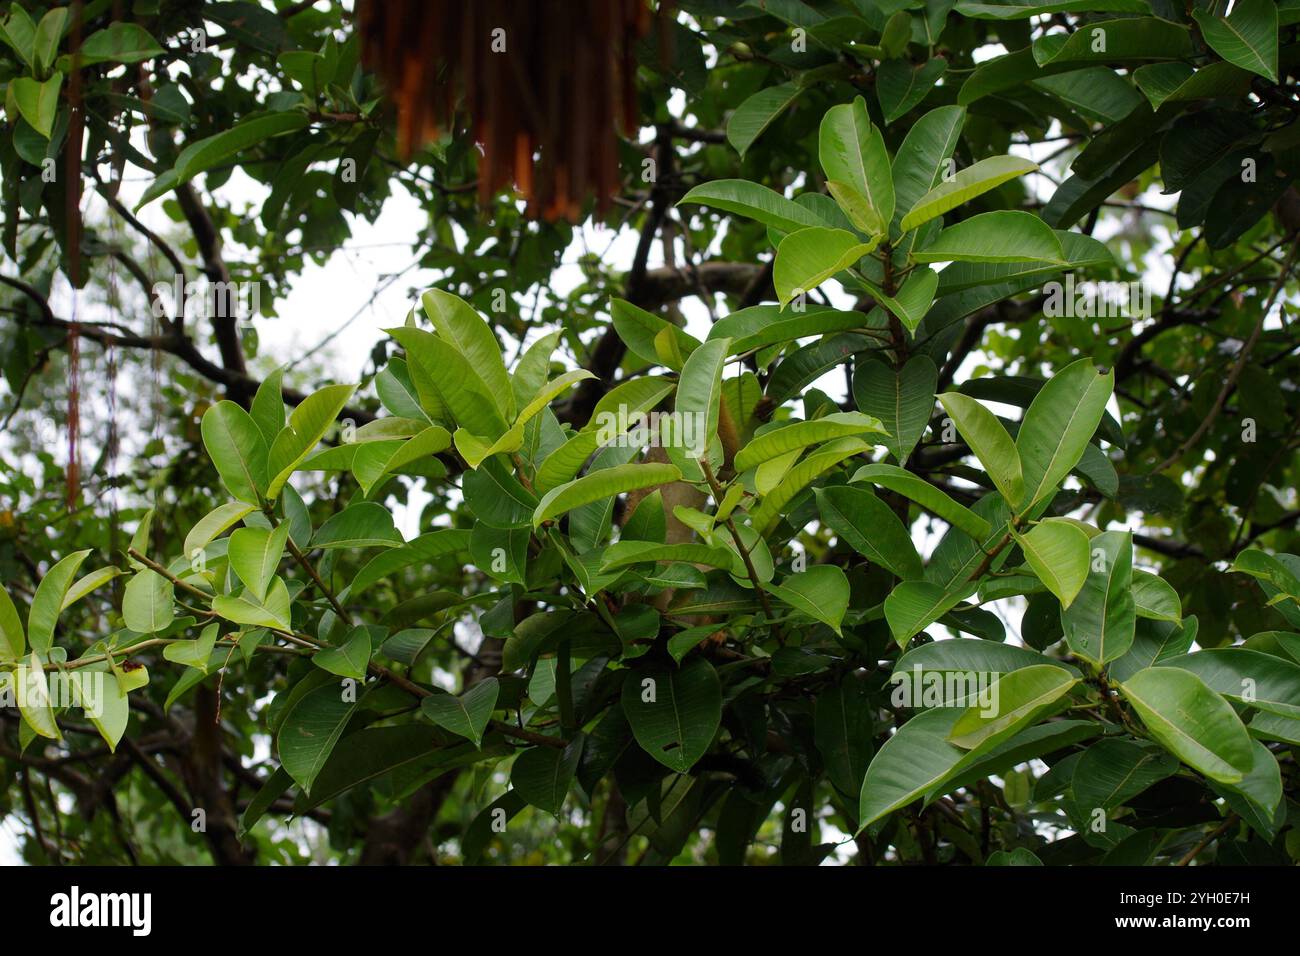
[534,463,682,527]
[1016,519,1090,609]
[201,401,269,505]
[11,74,61,138]
[265,383,356,499]
[421,289,514,420]
[1061,530,1135,664]
[947,664,1078,750]
[123,569,175,635]
[28,549,91,654]
[913,210,1065,264]
[0,586,25,662]
[228,522,291,603]
[774,227,878,307]
[900,155,1039,231]
[819,97,894,233]
[163,622,218,672]
[937,391,1024,508]
[1016,358,1114,508]
[734,412,885,472]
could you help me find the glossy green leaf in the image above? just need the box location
[901,155,1039,231]
[1193,0,1278,82]
[815,485,924,581]
[819,97,894,234]
[1016,358,1114,509]
[534,463,681,528]
[1016,519,1090,610]
[421,677,499,747]
[1060,529,1134,663]
[853,355,937,464]
[914,211,1064,264]
[852,463,991,539]
[727,82,802,157]
[937,391,1024,507]
[1119,667,1254,784]
[201,401,268,505]
[621,657,721,773]
[774,227,878,306]
[28,549,91,654]
[767,565,850,634]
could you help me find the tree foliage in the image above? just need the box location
[2,0,1300,866]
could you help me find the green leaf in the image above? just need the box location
[421,677,499,747]
[1016,519,1090,609]
[28,549,91,654]
[0,586,25,662]
[896,638,1078,680]
[163,621,217,672]
[601,541,743,576]
[675,338,729,458]
[11,74,61,138]
[774,227,878,307]
[0,6,36,68]
[768,565,850,634]
[1158,648,1300,720]
[201,401,269,505]
[60,567,122,614]
[1031,17,1193,66]
[876,266,939,334]
[212,578,291,631]
[735,412,884,472]
[852,463,991,539]
[749,437,870,532]
[815,675,874,797]
[1193,0,1278,82]
[709,304,873,356]
[1119,667,1255,784]
[17,652,60,740]
[621,657,722,773]
[312,502,404,549]
[900,155,1039,232]
[511,738,582,815]
[250,367,286,444]
[265,384,355,499]
[348,529,470,599]
[853,355,937,464]
[819,97,894,234]
[122,569,175,636]
[533,462,681,528]
[608,299,701,371]
[1016,358,1114,508]
[1132,571,1181,623]
[312,626,372,680]
[183,502,258,560]
[1060,529,1135,663]
[815,485,924,581]
[956,1,1147,17]
[77,22,164,65]
[678,180,830,234]
[228,522,290,603]
[913,210,1064,264]
[859,707,965,828]
[877,57,947,124]
[277,682,360,794]
[937,392,1024,507]
[890,104,966,244]
[727,82,802,157]
[1071,739,1178,812]
[884,580,977,647]
[139,112,310,209]
[31,7,66,75]
[947,664,1078,750]
[421,289,513,420]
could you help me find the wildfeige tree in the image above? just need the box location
[3,0,1300,865]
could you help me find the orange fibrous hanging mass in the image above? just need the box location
[356,0,652,221]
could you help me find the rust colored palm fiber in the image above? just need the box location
[357,0,650,221]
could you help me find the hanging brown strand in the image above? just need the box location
[356,0,653,221]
